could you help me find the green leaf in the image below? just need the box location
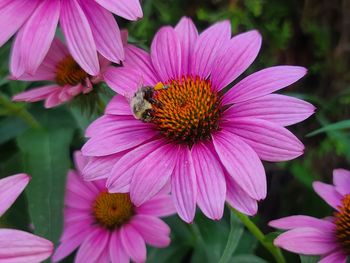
[218,211,244,263]
[307,119,350,137]
[300,255,320,263]
[231,254,269,263]
[0,117,28,144]
[16,108,75,243]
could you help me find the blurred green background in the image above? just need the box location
[1,0,349,262]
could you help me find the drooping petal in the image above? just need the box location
[151,26,182,82]
[66,170,96,202]
[0,229,52,263]
[213,130,266,200]
[191,142,226,220]
[274,227,338,255]
[313,182,342,211]
[223,66,307,105]
[0,173,29,217]
[171,146,197,223]
[105,95,133,116]
[225,94,315,127]
[83,153,122,181]
[130,143,178,206]
[211,30,262,90]
[319,251,347,263]
[174,17,198,76]
[10,26,26,77]
[269,215,335,231]
[12,85,60,103]
[109,230,129,263]
[223,118,304,161]
[60,0,99,75]
[79,0,124,63]
[103,66,140,96]
[94,0,143,21]
[131,215,171,247]
[120,224,146,263]
[333,168,350,196]
[191,20,231,78]
[136,194,176,217]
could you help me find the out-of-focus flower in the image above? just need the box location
[1,0,142,77]
[270,169,350,263]
[12,38,109,108]
[82,17,315,223]
[53,152,175,263]
[0,173,53,262]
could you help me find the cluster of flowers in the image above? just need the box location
[0,1,349,263]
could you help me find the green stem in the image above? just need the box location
[230,207,286,263]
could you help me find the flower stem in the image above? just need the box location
[230,207,286,263]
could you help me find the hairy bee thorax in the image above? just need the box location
[55,55,89,86]
[335,194,350,255]
[143,76,222,146]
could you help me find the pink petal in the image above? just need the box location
[213,130,266,200]
[95,0,143,21]
[225,94,315,127]
[66,170,95,202]
[105,95,132,115]
[79,0,124,63]
[73,151,88,175]
[109,230,129,263]
[124,45,158,86]
[225,175,258,216]
[130,143,178,206]
[60,0,99,75]
[313,182,342,211]
[212,30,262,90]
[19,0,60,75]
[12,85,59,103]
[0,229,53,263]
[319,251,347,263]
[191,20,231,78]
[44,90,64,108]
[171,146,197,223]
[191,142,226,220]
[131,215,171,248]
[274,227,338,255]
[83,153,122,181]
[103,66,140,96]
[333,168,350,196]
[223,117,304,161]
[10,27,26,77]
[107,139,166,193]
[269,215,335,231]
[174,16,198,76]
[0,174,30,217]
[223,66,307,105]
[120,224,146,263]
[136,194,176,218]
[151,26,182,82]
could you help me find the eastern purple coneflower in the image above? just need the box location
[82,17,315,223]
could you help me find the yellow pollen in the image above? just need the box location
[151,76,221,145]
[335,194,350,255]
[93,192,134,229]
[55,55,88,86]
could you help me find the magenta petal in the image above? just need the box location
[213,131,266,200]
[10,27,26,77]
[0,229,53,263]
[95,0,143,21]
[131,215,171,248]
[192,142,226,220]
[223,66,307,105]
[151,26,182,82]
[109,230,129,263]
[103,66,140,96]
[225,175,258,216]
[105,95,132,116]
[174,16,198,76]
[0,173,29,217]
[224,117,304,161]
[83,153,122,181]
[73,151,88,174]
[191,20,231,78]
[313,182,342,211]
[12,85,59,103]
[274,227,338,255]
[130,143,178,206]
[60,0,99,75]
[333,168,350,196]
[225,94,315,127]
[319,251,347,263]
[269,215,335,231]
[120,224,146,263]
[136,194,176,217]
[212,30,262,90]
[171,146,197,223]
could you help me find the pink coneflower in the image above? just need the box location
[82,17,315,223]
[0,173,53,262]
[270,169,350,263]
[1,0,142,77]
[12,38,110,108]
[53,152,175,263]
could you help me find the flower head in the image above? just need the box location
[12,38,109,108]
[53,152,175,263]
[270,169,350,263]
[1,0,142,77]
[0,173,53,262]
[82,17,315,222]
